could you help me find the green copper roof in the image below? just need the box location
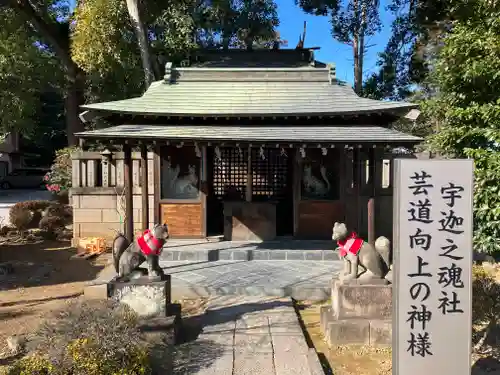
[80,66,417,117]
[76,124,422,145]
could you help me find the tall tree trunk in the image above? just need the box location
[66,69,85,146]
[357,0,368,95]
[125,0,154,90]
[353,38,362,94]
[352,0,362,94]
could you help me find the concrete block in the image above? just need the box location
[271,333,309,355]
[108,274,172,318]
[73,208,102,223]
[137,315,176,373]
[251,250,270,260]
[234,352,274,375]
[72,195,80,208]
[73,223,81,238]
[307,348,325,375]
[369,320,392,346]
[80,194,117,209]
[137,209,156,224]
[102,208,139,223]
[79,222,122,239]
[285,250,305,260]
[331,280,392,320]
[324,319,370,346]
[304,251,323,261]
[320,305,332,334]
[274,352,310,375]
[133,194,155,209]
[232,250,249,261]
[269,251,286,260]
[323,250,339,261]
[180,350,233,375]
[234,331,273,353]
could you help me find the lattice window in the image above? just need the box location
[251,148,288,200]
[213,147,248,200]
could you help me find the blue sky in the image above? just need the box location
[276,0,395,85]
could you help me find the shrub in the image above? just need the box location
[42,203,72,223]
[8,299,170,375]
[472,265,500,325]
[9,201,53,231]
[9,206,33,232]
[39,216,65,235]
[38,203,72,236]
[44,146,80,194]
[472,265,500,350]
[7,355,54,375]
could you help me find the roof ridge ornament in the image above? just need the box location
[328,63,336,84]
[164,62,173,83]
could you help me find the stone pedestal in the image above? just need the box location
[107,269,183,343]
[321,279,392,346]
[107,271,172,318]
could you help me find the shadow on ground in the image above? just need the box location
[173,311,226,374]
[0,240,105,291]
[472,323,500,374]
[173,298,295,374]
[203,298,293,327]
[472,356,500,374]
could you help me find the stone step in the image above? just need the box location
[171,280,331,301]
[161,248,339,262]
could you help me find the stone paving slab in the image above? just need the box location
[175,296,323,375]
[162,260,342,301]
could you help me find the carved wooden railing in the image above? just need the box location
[71,151,154,189]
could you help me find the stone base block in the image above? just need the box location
[324,318,370,346]
[107,273,172,318]
[136,315,177,372]
[321,314,392,346]
[331,279,392,320]
[369,320,392,345]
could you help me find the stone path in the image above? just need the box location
[173,296,324,375]
[160,260,343,301]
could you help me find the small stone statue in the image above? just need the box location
[113,224,169,279]
[332,222,392,284]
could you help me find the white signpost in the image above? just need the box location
[392,159,474,375]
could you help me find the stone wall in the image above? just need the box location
[71,151,157,244]
[71,187,155,244]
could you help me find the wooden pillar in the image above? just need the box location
[245,146,252,202]
[123,144,134,242]
[292,149,301,236]
[140,144,149,231]
[201,145,208,237]
[367,147,376,245]
[353,148,362,232]
[153,144,161,224]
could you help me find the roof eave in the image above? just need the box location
[75,131,423,145]
[79,103,418,118]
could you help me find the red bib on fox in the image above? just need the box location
[337,232,364,257]
[137,229,164,256]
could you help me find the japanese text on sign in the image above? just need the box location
[393,159,473,375]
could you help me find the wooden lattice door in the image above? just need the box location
[212,147,249,200]
[250,148,289,201]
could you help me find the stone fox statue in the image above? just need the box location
[332,222,391,283]
[113,224,169,279]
